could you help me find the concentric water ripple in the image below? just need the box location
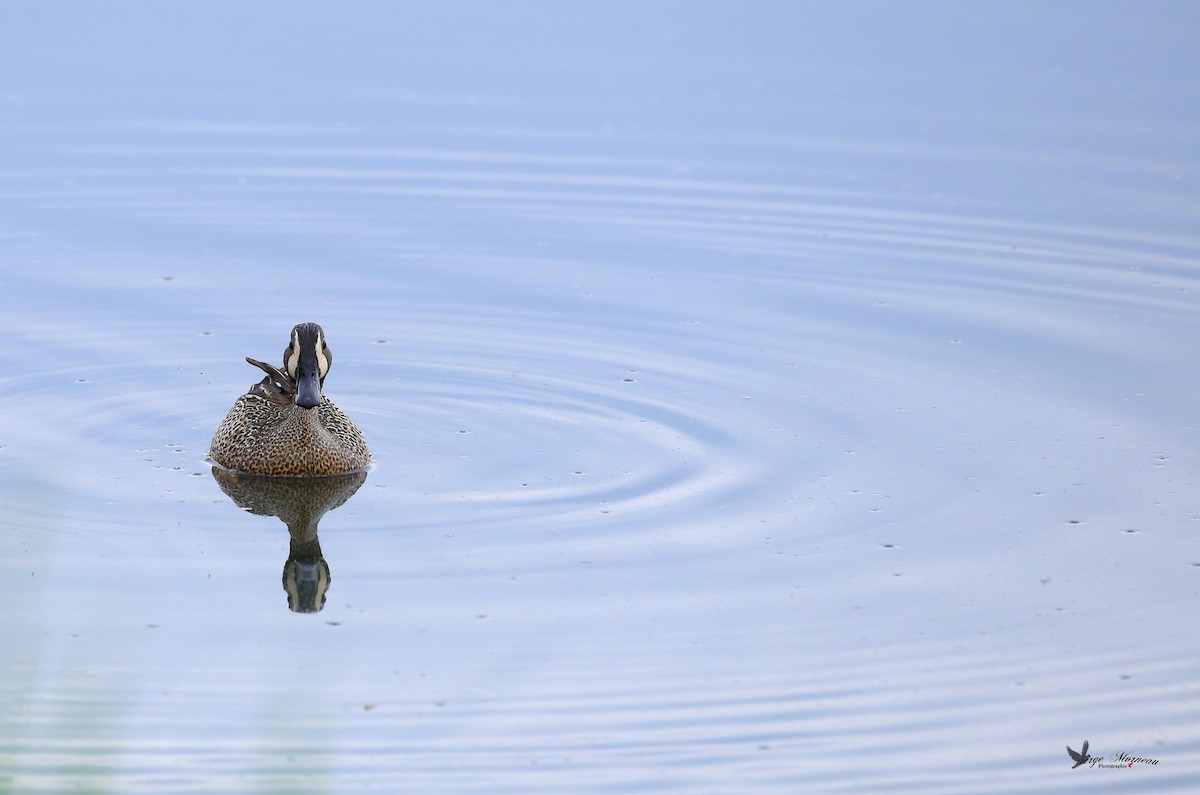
[3,97,1199,794]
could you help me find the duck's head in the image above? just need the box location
[282,322,332,409]
[244,322,333,409]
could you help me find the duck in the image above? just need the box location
[209,322,371,476]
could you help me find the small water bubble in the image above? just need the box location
[881,543,896,549]
[375,339,390,344]
[1122,528,1138,534]
[1067,519,1083,525]
[456,429,470,434]
[76,378,89,384]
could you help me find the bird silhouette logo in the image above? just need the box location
[1067,740,1091,768]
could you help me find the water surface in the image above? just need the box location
[2,3,1198,792]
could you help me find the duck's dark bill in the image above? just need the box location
[295,370,322,408]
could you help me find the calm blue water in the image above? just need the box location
[2,3,1198,792]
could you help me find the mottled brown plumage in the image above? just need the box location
[209,323,371,477]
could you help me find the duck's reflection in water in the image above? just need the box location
[210,467,367,613]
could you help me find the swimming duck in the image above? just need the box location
[209,322,371,476]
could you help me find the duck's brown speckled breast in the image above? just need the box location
[210,394,370,477]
